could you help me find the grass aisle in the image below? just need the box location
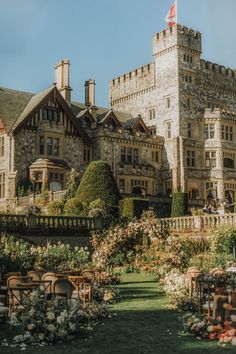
[1,273,235,354]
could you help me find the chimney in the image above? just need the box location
[54,59,72,104]
[85,79,95,107]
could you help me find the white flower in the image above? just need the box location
[46,312,55,321]
[231,315,236,322]
[38,333,45,340]
[61,310,68,317]
[47,324,56,332]
[57,315,65,324]
[232,338,236,346]
[69,322,76,332]
[27,323,35,331]
[29,309,36,317]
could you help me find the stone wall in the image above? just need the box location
[109,23,236,199]
[92,126,163,194]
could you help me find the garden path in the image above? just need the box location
[1,273,235,354]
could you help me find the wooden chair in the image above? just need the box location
[213,294,228,319]
[187,267,202,297]
[42,272,65,293]
[7,276,35,314]
[5,272,21,280]
[81,269,95,282]
[210,268,227,277]
[8,286,36,314]
[68,276,92,304]
[52,278,75,299]
[27,270,43,281]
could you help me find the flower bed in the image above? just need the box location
[2,288,110,349]
[181,313,236,346]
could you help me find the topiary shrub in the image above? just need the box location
[76,161,120,206]
[171,192,188,217]
[47,200,64,216]
[64,197,88,216]
[119,198,149,219]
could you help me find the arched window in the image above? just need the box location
[224,158,234,169]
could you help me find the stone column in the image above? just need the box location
[217,149,224,201]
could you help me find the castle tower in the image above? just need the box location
[109,24,236,201]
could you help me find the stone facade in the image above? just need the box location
[0,61,164,205]
[109,24,236,203]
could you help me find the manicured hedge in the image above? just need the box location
[171,192,188,217]
[76,161,120,206]
[119,198,149,219]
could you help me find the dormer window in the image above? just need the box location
[82,117,92,129]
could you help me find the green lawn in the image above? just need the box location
[0,273,235,354]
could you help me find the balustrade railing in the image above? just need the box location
[0,213,107,233]
[158,213,236,231]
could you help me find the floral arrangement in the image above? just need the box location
[2,288,109,349]
[160,268,189,306]
[181,313,236,346]
[0,234,90,272]
[95,271,121,285]
[93,284,120,304]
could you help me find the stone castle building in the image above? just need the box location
[1,23,236,209]
[109,24,236,204]
[0,60,163,208]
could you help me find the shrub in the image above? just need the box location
[211,225,236,255]
[119,198,149,219]
[88,208,106,218]
[47,200,64,216]
[76,161,120,206]
[89,198,107,212]
[64,197,88,216]
[63,169,81,203]
[171,192,188,217]
[0,233,90,272]
[17,179,33,197]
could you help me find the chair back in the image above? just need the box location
[5,272,21,280]
[7,276,23,289]
[210,268,226,276]
[52,278,75,299]
[81,269,95,282]
[27,271,42,281]
[187,267,202,281]
[42,272,64,293]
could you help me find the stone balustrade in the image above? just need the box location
[158,213,236,231]
[0,213,107,234]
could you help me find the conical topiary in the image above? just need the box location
[76,160,120,206]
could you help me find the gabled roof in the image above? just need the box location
[76,107,95,122]
[12,86,53,131]
[123,116,149,134]
[0,85,90,144]
[0,87,34,131]
[97,110,122,128]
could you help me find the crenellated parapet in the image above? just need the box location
[200,59,236,78]
[153,24,202,56]
[109,62,155,104]
[110,62,154,86]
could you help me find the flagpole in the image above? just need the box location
[176,0,178,25]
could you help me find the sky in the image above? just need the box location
[0,0,235,107]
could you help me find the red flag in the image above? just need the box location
[165,2,177,27]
